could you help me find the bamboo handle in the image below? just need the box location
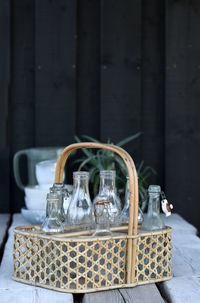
[54,142,138,283]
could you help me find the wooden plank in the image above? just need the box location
[83,289,124,303]
[165,0,200,233]
[119,285,165,303]
[159,214,200,302]
[140,0,165,186]
[0,214,73,303]
[162,214,200,277]
[10,0,35,213]
[162,214,197,235]
[172,241,200,277]
[35,0,76,147]
[0,0,10,213]
[83,283,165,303]
[0,149,10,213]
[0,214,10,250]
[160,276,200,303]
[100,0,141,156]
[76,0,100,138]
[0,0,10,148]
[10,0,35,152]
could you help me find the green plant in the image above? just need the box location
[73,134,155,211]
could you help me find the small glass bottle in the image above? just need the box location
[120,176,144,226]
[50,183,66,222]
[63,184,73,215]
[142,185,165,231]
[93,170,121,226]
[42,192,64,233]
[93,200,112,237]
[67,171,93,228]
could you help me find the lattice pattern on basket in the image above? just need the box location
[136,231,172,282]
[13,231,127,290]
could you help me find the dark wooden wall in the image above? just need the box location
[0,0,200,232]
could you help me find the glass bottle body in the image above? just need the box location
[142,185,165,231]
[93,201,112,237]
[63,184,73,215]
[50,183,66,222]
[42,192,64,233]
[93,170,121,226]
[67,171,93,228]
[120,177,144,225]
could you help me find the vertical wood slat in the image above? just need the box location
[165,0,200,232]
[140,0,165,187]
[0,0,10,213]
[100,0,141,158]
[10,0,35,213]
[35,0,77,146]
[10,0,35,152]
[76,0,101,138]
[0,0,10,149]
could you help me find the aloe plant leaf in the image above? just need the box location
[78,155,98,171]
[82,135,100,143]
[93,176,100,197]
[90,167,99,182]
[117,132,142,147]
[74,135,81,143]
[73,158,85,164]
[97,163,104,170]
[142,165,156,175]
[137,160,144,175]
[114,155,127,174]
[74,135,95,159]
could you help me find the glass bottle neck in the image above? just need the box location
[99,175,116,193]
[73,177,89,192]
[147,193,160,215]
[46,201,59,218]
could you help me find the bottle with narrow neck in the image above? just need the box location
[142,185,165,231]
[42,192,64,234]
[93,170,121,226]
[92,200,112,237]
[67,171,93,228]
[120,176,144,226]
[50,183,66,222]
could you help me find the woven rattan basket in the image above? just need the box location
[13,142,172,293]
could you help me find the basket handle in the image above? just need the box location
[54,142,138,283]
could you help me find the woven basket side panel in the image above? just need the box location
[136,231,172,282]
[13,231,127,290]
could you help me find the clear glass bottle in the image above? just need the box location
[67,171,93,228]
[93,170,121,226]
[142,185,165,231]
[92,200,112,237]
[120,176,144,225]
[42,192,64,233]
[50,183,66,222]
[63,184,73,215]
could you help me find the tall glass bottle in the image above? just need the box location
[120,176,144,225]
[50,183,66,222]
[92,200,112,237]
[42,192,64,233]
[67,171,93,228]
[93,170,121,226]
[142,185,165,231]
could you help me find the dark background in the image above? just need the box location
[0,0,200,232]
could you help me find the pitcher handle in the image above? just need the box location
[13,150,29,190]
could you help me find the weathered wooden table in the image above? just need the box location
[0,214,199,303]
